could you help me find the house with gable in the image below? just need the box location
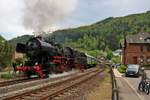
[122,33,150,65]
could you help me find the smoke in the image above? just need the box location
[23,0,78,32]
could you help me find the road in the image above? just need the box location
[114,69,150,100]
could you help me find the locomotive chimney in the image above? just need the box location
[33,32,45,40]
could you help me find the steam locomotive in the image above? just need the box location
[15,37,98,78]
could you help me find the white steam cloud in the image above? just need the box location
[23,0,78,32]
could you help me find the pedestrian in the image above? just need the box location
[12,62,17,73]
[112,64,114,69]
[141,67,147,81]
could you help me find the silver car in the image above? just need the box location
[125,64,140,77]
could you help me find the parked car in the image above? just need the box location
[125,64,140,77]
[115,63,121,69]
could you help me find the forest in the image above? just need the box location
[47,11,150,52]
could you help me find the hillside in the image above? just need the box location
[0,35,5,54]
[0,35,5,41]
[46,11,150,51]
[9,35,33,48]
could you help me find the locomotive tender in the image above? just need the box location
[15,37,98,78]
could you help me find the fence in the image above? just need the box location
[111,68,119,100]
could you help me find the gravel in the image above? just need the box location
[50,67,111,100]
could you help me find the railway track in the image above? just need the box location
[0,70,78,88]
[2,67,103,100]
[0,70,79,97]
[0,78,40,87]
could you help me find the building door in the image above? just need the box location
[133,56,137,64]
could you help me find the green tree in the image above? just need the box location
[106,50,113,60]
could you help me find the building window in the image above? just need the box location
[147,46,150,52]
[133,56,137,64]
[144,37,150,42]
[140,46,143,52]
[147,56,150,63]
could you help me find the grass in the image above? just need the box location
[0,72,16,79]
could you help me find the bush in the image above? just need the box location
[106,50,113,60]
[86,50,106,57]
[118,65,126,73]
[141,64,150,70]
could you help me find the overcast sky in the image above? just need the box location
[0,0,150,40]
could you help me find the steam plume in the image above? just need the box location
[23,0,78,33]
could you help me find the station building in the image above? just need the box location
[122,33,150,65]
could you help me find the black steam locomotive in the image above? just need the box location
[16,37,98,78]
